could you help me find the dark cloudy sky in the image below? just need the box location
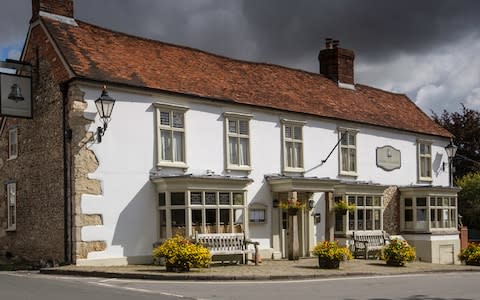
[1,0,480,115]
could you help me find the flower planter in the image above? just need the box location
[166,262,190,272]
[318,257,340,269]
[386,259,405,267]
[288,208,299,215]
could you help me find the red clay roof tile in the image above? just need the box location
[41,17,451,138]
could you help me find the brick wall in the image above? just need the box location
[0,24,69,262]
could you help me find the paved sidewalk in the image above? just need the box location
[40,258,480,281]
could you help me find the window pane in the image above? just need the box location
[239,120,249,135]
[205,192,216,205]
[159,210,166,239]
[219,192,230,205]
[206,209,217,233]
[348,133,355,145]
[239,138,249,165]
[171,192,185,205]
[158,193,166,206]
[357,196,364,206]
[443,197,449,206]
[172,131,184,162]
[405,209,413,222]
[366,210,373,230]
[417,197,427,206]
[160,111,170,126]
[234,209,244,225]
[341,148,348,171]
[293,126,302,139]
[286,141,293,167]
[228,120,237,133]
[285,126,292,138]
[373,196,381,207]
[233,193,244,205]
[405,198,412,206]
[190,192,202,205]
[430,209,436,228]
[357,209,365,230]
[348,196,355,205]
[171,209,186,236]
[172,112,184,128]
[220,209,231,233]
[192,209,203,234]
[341,132,348,145]
[348,210,355,230]
[335,213,344,232]
[366,196,372,206]
[374,210,381,230]
[430,197,436,206]
[294,142,303,168]
[229,137,239,164]
[349,149,356,171]
[160,130,172,161]
[450,198,456,206]
[417,208,426,221]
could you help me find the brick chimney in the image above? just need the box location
[32,0,74,20]
[318,38,355,86]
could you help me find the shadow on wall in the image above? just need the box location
[111,181,157,261]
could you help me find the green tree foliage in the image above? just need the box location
[456,172,480,230]
[432,105,480,179]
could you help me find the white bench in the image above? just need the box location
[352,230,389,259]
[194,232,259,265]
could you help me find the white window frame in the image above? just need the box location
[338,128,358,176]
[334,193,383,234]
[154,103,189,169]
[281,119,305,173]
[224,112,253,172]
[6,182,16,231]
[8,127,18,160]
[417,140,433,182]
[400,193,458,233]
[157,190,247,239]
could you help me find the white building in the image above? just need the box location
[0,0,460,266]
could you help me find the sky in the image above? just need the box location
[1,0,480,115]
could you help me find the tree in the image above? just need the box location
[456,172,480,230]
[432,105,480,180]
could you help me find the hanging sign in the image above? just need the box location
[0,60,32,118]
[376,145,401,171]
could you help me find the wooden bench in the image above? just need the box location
[352,230,389,259]
[194,232,259,265]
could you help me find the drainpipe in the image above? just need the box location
[61,83,72,264]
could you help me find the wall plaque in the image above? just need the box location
[376,145,401,171]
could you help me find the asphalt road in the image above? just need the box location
[1,271,479,300]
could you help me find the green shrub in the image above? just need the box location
[382,239,416,266]
[312,241,352,261]
[153,235,211,271]
[458,242,480,266]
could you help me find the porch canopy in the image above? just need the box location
[265,175,340,192]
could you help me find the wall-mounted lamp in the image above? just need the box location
[445,140,458,187]
[95,86,116,143]
[272,199,279,208]
[308,199,315,209]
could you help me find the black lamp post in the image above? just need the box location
[445,140,458,187]
[95,86,116,143]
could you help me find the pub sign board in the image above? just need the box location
[376,145,401,171]
[0,73,32,118]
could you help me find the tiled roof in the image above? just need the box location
[41,17,451,138]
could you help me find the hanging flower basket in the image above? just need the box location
[334,199,356,214]
[279,199,306,212]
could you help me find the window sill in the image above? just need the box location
[6,227,16,232]
[7,156,17,161]
[226,166,252,173]
[339,171,358,177]
[283,167,304,174]
[157,162,188,170]
[418,177,433,183]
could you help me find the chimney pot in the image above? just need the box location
[325,38,333,49]
[332,40,340,48]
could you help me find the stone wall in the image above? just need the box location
[66,85,106,261]
[0,24,68,262]
[383,186,400,234]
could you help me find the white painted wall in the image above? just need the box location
[76,84,451,264]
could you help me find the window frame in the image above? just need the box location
[400,191,458,233]
[6,182,16,231]
[334,193,383,234]
[8,127,18,160]
[154,102,189,169]
[224,112,253,172]
[157,190,248,240]
[281,119,306,173]
[338,128,358,176]
[417,139,433,182]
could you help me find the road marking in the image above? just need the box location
[92,281,194,299]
